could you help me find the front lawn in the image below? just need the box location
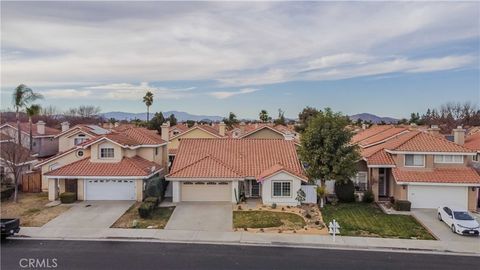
[112,203,175,229]
[321,203,434,240]
[0,192,71,227]
[233,210,306,229]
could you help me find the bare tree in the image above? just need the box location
[0,142,35,202]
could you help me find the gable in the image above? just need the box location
[169,128,220,149]
[243,128,284,139]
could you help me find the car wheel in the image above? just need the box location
[438,213,442,221]
[451,225,456,233]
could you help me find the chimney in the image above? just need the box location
[161,121,170,142]
[427,125,441,137]
[61,121,70,132]
[36,121,45,135]
[409,123,418,131]
[240,122,246,133]
[453,126,465,145]
[361,123,367,130]
[219,122,226,137]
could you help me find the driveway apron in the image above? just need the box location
[165,202,232,232]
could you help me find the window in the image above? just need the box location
[218,182,228,185]
[405,154,424,167]
[74,134,87,145]
[273,181,291,197]
[76,150,84,157]
[206,182,217,185]
[100,147,114,158]
[155,147,159,156]
[434,155,463,164]
[352,172,368,191]
[194,182,205,185]
[474,154,479,162]
[183,182,193,185]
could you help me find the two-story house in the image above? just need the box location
[35,127,168,202]
[354,125,479,211]
[0,121,60,157]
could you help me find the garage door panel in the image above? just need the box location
[86,179,136,200]
[408,186,467,209]
[181,182,231,202]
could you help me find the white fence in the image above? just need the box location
[300,185,318,204]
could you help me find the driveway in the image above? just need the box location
[43,201,134,229]
[412,209,480,244]
[165,202,232,232]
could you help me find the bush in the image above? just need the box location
[305,213,312,219]
[389,196,395,204]
[59,192,76,204]
[362,190,375,203]
[144,196,159,206]
[145,176,166,200]
[394,200,411,211]
[1,186,14,202]
[334,180,355,203]
[271,203,277,209]
[138,202,155,218]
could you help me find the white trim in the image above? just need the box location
[386,149,475,156]
[259,169,308,182]
[271,180,293,198]
[396,181,480,187]
[433,154,464,164]
[367,164,396,168]
[166,177,243,182]
[169,126,222,141]
[46,168,163,180]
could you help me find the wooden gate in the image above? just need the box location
[21,171,42,193]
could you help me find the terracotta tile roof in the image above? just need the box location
[84,127,166,147]
[465,133,480,151]
[0,133,12,141]
[358,127,408,147]
[0,142,36,164]
[168,155,242,178]
[45,156,160,177]
[168,148,178,155]
[57,124,110,138]
[360,131,419,158]
[352,125,394,144]
[392,167,480,184]
[168,139,307,181]
[366,150,395,166]
[3,122,60,136]
[393,132,474,153]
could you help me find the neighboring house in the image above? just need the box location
[0,142,37,184]
[55,122,111,152]
[34,127,168,201]
[0,122,60,157]
[228,123,299,142]
[465,132,480,163]
[354,125,479,211]
[166,138,307,205]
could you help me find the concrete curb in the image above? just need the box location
[10,234,480,257]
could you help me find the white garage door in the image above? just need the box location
[85,179,136,200]
[181,181,231,202]
[408,185,468,209]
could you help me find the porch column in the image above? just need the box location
[48,178,58,201]
[370,168,379,202]
[172,181,180,203]
[231,180,239,203]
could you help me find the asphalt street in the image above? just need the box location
[1,239,479,270]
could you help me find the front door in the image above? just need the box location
[378,168,387,197]
[65,179,78,195]
[251,180,260,197]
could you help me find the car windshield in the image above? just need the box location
[453,211,474,220]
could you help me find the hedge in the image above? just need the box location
[394,200,411,211]
[60,192,76,204]
[334,180,355,203]
[145,176,167,201]
[362,190,375,203]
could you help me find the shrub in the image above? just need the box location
[314,220,321,225]
[389,196,395,204]
[362,190,375,203]
[144,196,159,206]
[59,192,76,204]
[334,180,355,203]
[271,203,277,209]
[305,213,312,219]
[145,176,166,200]
[138,202,155,218]
[0,186,14,201]
[394,200,411,211]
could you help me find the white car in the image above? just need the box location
[437,206,479,236]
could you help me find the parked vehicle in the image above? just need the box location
[437,206,479,236]
[1,218,20,239]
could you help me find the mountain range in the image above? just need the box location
[103,111,398,124]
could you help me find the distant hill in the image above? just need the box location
[349,113,398,124]
[102,111,224,122]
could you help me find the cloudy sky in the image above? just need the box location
[1,1,479,119]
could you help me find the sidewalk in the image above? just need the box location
[15,227,480,255]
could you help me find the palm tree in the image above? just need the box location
[26,104,42,151]
[259,109,270,123]
[143,91,154,122]
[12,84,43,147]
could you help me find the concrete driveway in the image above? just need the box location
[165,202,232,232]
[412,209,480,244]
[43,201,134,229]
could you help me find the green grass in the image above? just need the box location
[233,211,306,229]
[321,203,435,240]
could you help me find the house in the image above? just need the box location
[354,125,479,211]
[0,122,60,157]
[166,138,307,205]
[54,122,111,152]
[0,142,37,184]
[465,131,480,163]
[228,123,299,142]
[34,127,168,201]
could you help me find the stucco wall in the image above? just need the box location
[468,187,478,211]
[243,128,284,139]
[77,179,84,200]
[261,172,302,206]
[58,131,92,152]
[36,137,59,157]
[90,141,123,163]
[169,128,217,149]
